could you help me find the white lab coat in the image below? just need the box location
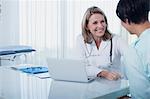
[76,33,150,98]
[76,34,128,77]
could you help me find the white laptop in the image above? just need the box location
[46,58,94,82]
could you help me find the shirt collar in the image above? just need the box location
[134,28,150,46]
[138,28,150,40]
[89,40,109,50]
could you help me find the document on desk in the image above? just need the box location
[10,65,50,79]
[34,72,50,79]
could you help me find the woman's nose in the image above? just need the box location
[97,22,103,27]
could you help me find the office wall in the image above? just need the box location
[0,0,19,47]
[0,0,19,97]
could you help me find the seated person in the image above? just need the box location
[76,6,128,80]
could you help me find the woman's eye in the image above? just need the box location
[93,21,97,24]
[101,20,105,23]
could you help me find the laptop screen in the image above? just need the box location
[47,58,94,82]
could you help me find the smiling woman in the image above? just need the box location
[0,0,129,98]
[19,0,121,59]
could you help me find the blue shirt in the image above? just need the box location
[124,28,150,99]
[132,28,150,79]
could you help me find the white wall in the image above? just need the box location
[0,0,19,97]
[0,0,19,47]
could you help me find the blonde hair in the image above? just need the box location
[82,6,112,44]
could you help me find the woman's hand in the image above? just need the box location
[97,70,121,80]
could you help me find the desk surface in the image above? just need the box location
[0,66,129,99]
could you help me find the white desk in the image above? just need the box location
[0,66,129,99]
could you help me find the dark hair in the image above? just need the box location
[82,6,111,44]
[116,0,150,24]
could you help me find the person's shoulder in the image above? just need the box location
[76,33,83,39]
[143,29,150,40]
[112,34,123,41]
[76,34,84,42]
[112,34,127,44]
[76,34,82,38]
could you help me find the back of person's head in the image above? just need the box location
[82,6,111,44]
[116,0,150,24]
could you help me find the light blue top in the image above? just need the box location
[124,28,150,99]
[132,28,150,79]
[121,42,150,99]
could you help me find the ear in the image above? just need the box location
[85,25,89,30]
[124,19,130,25]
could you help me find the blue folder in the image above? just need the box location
[19,67,48,74]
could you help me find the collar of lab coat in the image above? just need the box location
[86,40,109,50]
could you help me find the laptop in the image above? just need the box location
[46,58,94,82]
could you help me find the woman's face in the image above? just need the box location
[87,13,107,39]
